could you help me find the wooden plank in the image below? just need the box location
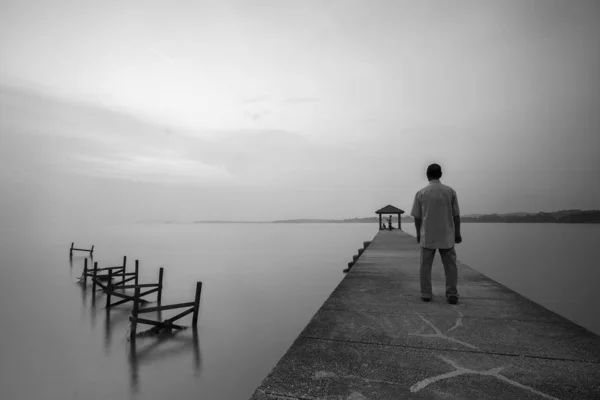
[93,279,108,290]
[108,291,133,300]
[131,317,164,327]
[96,266,125,271]
[111,272,137,279]
[165,307,195,324]
[139,287,159,297]
[137,302,195,314]
[109,297,133,308]
[113,276,136,287]
[119,283,160,289]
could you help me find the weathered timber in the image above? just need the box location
[92,262,98,292]
[139,287,160,297]
[119,283,160,289]
[164,307,195,325]
[83,258,88,286]
[110,296,137,308]
[105,269,113,308]
[96,266,125,271]
[129,281,202,336]
[122,257,126,285]
[113,275,137,287]
[157,267,164,305]
[192,281,202,326]
[70,242,94,257]
[137,302,196,314]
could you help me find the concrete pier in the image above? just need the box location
[250,230,600,399]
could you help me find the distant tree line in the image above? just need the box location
[460,210,600,223]
[270,210,600,224]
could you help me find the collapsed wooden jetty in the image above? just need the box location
[129,281,202,341]
[73,242,203,342]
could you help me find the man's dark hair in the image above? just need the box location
[426,163,442,180]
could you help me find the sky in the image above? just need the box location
[1,0,599,224]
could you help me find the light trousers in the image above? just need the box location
[420,247,458,299]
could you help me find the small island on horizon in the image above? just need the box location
[137,209,600,224]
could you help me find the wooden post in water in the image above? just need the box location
[83,258,88,286]
[90,245,94,256]
[92,262,98,292]
[192,282,203,326]
[123,256,127,268]
[157,267,164,305]
[134,260,139,286]
[70,242,74,257]
[130,287,140,342]
[106,269,113,308]
[122,258,126,285]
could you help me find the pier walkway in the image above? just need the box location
[250,230,600,399]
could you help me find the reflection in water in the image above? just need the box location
[128,327,201,393]
[103,307,132,352]
[74,257,202,395]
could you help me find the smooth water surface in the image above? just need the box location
[1,222,598,400]
[0,222,377,400]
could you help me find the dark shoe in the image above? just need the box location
[447,295,458,305]
[421,296,432,302]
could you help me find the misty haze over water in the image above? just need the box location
[1,222,598,400]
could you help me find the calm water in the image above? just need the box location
[0,222,598,400]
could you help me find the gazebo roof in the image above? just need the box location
[375,205,405,214]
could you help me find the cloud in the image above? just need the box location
[73,154,233,184]
[0,85,234,184]
[0,85,333,187]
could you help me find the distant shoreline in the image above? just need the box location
[137,209,600,224]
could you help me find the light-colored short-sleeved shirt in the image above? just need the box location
[410,179,460,249]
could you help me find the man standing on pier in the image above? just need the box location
[410,164,462,304]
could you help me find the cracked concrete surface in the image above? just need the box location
[250,230,600,399]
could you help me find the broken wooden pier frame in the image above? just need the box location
[82,257,164,309]
[343,241,371,273]
[104,266,163,309]
[70,242,94,257]
[129,281,202,341]
[81,256,132,288]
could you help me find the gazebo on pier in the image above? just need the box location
[375,205,405,231]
